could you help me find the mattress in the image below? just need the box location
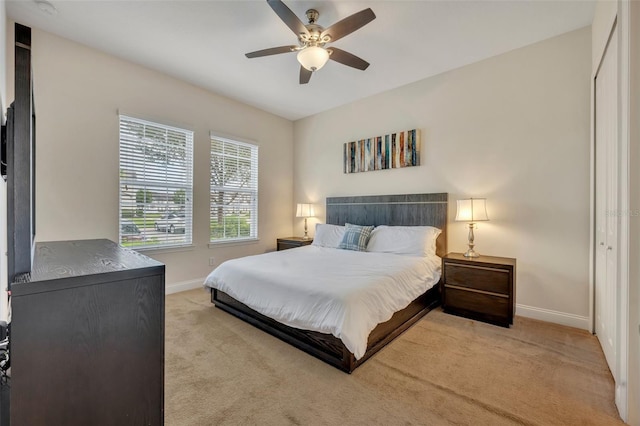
[204,245,441,359]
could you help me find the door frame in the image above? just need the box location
[590,8,629,421]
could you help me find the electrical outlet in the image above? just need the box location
[209,257,216,266]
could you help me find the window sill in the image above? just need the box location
[134,244,196,255]
[208,238,260,249]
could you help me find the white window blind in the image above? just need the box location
[119,115,193,249]
[210,135,258,242]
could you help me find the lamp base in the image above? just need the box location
[463,248,480,258]
[302,217,309,240]
[464,223,479,257]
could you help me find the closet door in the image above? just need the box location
[594,25,618,376]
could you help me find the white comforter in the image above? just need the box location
[203,246,441,359]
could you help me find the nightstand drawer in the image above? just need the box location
[444,286,510,323]
[277,237,313,251]
[442,253,516,327]
[444,263,510,295]
[278,241,301,251]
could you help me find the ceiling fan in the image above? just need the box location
[245,0,376,84]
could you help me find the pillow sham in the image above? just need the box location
[338,223,374,252]
[311,224,346,248]
[366,225,442,257]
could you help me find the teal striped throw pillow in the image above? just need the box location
[338,223,374,251]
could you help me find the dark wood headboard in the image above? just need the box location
[325,193,448,257]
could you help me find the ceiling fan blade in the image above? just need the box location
[267,0,310,38]
[245,45,297,58]
[299,66,312,84]
[328,47,369,70]
[321,8,376,43]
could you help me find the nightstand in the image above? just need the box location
[442,253,516,327]
[277,237,313,251]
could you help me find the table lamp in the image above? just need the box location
[296,203,314,240]
[455,198,489,258]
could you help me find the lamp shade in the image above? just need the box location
[296,203,314,218]
[455,198,489,222]
[297,46,330,71]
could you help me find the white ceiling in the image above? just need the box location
[6,0,595,121]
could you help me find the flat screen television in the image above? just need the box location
[1,23,35,285]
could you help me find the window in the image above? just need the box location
[119,115,193,249]
[210,134,258,243]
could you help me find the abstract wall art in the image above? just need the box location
[343,129,420,174]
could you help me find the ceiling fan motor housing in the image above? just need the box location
[306,9,319,24]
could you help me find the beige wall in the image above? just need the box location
[629,1,640,422]
[14,28,293,288]
[293,27,592,326]
[592,1,618,72]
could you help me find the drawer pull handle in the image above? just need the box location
[444,284,509,298]
[445,263,509,273]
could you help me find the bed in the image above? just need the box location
[205,193,448,373]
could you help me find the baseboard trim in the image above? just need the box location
[164,284,592,330]
[516,304,590,331]
[165,278,205,295]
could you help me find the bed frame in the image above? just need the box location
[211,193,448,373]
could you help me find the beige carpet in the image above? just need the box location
[165,289,623,425]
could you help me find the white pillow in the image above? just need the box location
[311,224,346,248]
[366,225,442,257]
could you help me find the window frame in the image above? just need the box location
[118,115,194,250]
[209,133,259,244]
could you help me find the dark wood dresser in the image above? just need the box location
[442,253,516,327]
[277,237,313,251]
[9,239,165,425]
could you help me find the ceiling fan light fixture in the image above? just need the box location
[297,46,329,72]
